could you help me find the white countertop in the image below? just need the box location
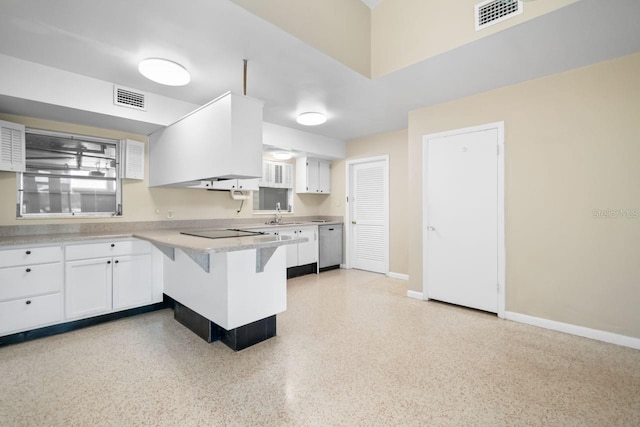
[0,220,342,251]
[0,231,136,247]
[133,229,305,253]
[240,220,343,230]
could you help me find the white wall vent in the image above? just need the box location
[475,0,523,31]
[113,85,146,111]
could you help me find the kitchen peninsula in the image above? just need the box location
[135,228,306,350]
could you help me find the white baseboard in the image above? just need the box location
[406,290,424,300]
[504,311,640,350]
[388,272,409,281]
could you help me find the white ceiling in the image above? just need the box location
[0,0,639,141]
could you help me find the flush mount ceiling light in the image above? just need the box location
[138,58,190,86]
[296,112,327,126]
[273,151,292,160]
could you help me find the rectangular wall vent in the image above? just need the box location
[475,0,522,31]
[113,86,146,111]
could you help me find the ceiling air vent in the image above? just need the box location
[113,85,146,111]
[475,0,523,31]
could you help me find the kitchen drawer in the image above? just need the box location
[0,245,62,268]
[0,293,63,336]
[65,239,151,261]
[0,263,63,302]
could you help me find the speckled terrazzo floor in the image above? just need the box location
[1,269,639,426]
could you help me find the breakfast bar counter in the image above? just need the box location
[133,229,307,350]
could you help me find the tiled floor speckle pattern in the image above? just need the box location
[1,269,639,426]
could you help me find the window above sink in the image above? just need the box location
[253,159,294,214]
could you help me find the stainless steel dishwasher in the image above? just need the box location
[319,224,343,271]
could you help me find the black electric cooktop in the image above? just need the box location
[180,229,266,239]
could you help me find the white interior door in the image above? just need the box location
[348,158,388,274]
[424,127,501,313]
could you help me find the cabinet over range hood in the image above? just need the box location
[148,91,263,188]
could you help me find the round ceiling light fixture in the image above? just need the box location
[273,151,293,160]
[138,58,191,86]
[296,112,327,126]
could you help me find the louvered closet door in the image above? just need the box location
[351,160,388,273]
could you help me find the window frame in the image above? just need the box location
[252,186,294,214]
[252,159,295,214]
[17,128,123,219]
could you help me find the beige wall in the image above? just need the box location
[371,0,576,78]
[0,114,324,226]
[233,0,575,79]
[407,53,640,338]
[231,0,371,77]
[322,129,409,275]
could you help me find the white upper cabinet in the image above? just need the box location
[318,160,331,193]
[0,120,26,173]
[261,161,293,189]
[296,157,331,194]
[206,178,259,191]
[148,92,264,187]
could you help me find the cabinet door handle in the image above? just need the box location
[115,260,119,264]
[26,300,32,305]
[110,243,115,248]
[107,260,111,264]
[25,268,31,273]
[26,250,32,255]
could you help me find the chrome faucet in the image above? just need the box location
[274,202,282,224]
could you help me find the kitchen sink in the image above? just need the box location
[264,221,304,226]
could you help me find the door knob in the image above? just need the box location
[351,220,357,224]
[427,225,436,231]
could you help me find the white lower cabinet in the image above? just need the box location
[64,239,153,321]
[1,238,157,338]
[268,226,318,268]
[112,253,153,310]
[297,227,318,266]
[0,245,63,336]
[65,257,113,320]
[277,229,299,268]
[0,294,63,336]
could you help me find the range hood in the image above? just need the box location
[148,91,264,188]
